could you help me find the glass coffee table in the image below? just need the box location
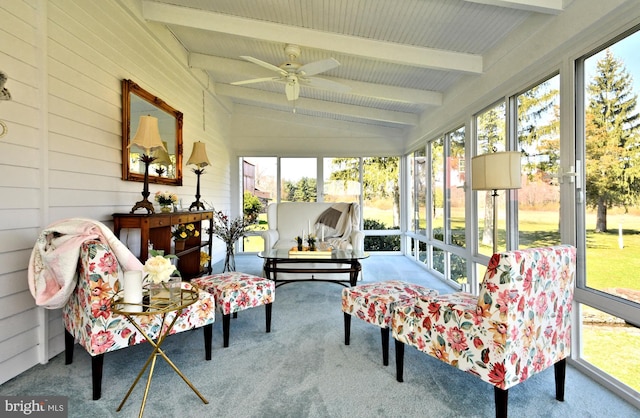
[258,248,369,287]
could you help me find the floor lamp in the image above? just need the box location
[471,151,522,255]
[129,115,166,214]
[187,141,211,211]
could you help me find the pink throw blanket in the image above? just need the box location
[28,218,143,309]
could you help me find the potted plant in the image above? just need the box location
[172,223,199,251]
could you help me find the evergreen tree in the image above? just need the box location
[585,50,640,232]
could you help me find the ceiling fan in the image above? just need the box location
[231,44,351,101]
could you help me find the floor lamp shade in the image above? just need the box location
[472,151,521,256]
[471,151,522,191]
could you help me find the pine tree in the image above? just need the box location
[586,50,640,232]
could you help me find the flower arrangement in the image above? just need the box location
[209,210,251,272]
[143,250,180,284]
[200,251,211,268]
[172,223,199,241]
[154,191,178,206]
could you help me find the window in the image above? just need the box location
[241,157,277,252]
[516,75,561,248]
[447,127,466,248]
[281,158,317,202]
[578,27,640,394]
[323,158,360,203]
[475,102,507,256]
[362,157,401,251]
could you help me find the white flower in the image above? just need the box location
[144,255,177,284]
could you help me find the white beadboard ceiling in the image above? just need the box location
[140,0,565,130]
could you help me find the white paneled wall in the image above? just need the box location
[0,0,231,384]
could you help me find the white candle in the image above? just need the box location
[123,270,143,312]
[308,219,311,236]
[321,225,324,242]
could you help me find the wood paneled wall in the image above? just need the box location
[0,0,231,384]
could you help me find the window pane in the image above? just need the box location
[323,158,360,203]
[583,32,640,304]
[475,102,506,255]
[431,138,445,240]
[517,75,561,248]
[362,157,399,230]
[281,158,317,202]
[448,127,466,247]
[582,305,640,392]
[413,149,427,234]
[242,157,277,252]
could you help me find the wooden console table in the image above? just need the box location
[113,211,213,279]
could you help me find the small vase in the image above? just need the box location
[297,238,303,251]
[223,245,235,272]
[148,276,181,307]
[160,205,171,213]
[175,240,186,252]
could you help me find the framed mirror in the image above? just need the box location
[122,79,183,185]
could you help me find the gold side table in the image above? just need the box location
[110,286,208,418]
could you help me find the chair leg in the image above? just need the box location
[344,312,351,345]
[395,339,404,382]
[555,358,567,401]
[265,303,272,333]
[381,327,390,366]
[64,329,74,365]
[91,354,104,400]
[233,312,238,319]
[494,387,508,418]
[222,313,231,348]
[204,323,212,360]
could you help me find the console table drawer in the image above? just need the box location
[149,217,172,228]
[172,213,201,224]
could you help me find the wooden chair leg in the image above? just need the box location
[233,312,238,319]
[265,303,272,333]
[204,323,212,360]
[395,339,404,382]
[344,312,351,345]
[64,329,74,365]
[223,313,231,348]
[91,354,104,400]
[381,327,390,366]
[555,358,567,401]
[494,387,508,418]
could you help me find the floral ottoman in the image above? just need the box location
[191,272,275,347]
[341,280,438,365]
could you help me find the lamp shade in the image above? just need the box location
[130,115,165,154]
[472,151,522,191]
[153,141,172,166]
[187,141,211,168]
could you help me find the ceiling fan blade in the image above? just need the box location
[297,58,340,77]
[303,76,351,93]
[285,79,300,101]
[240,56,287,75]
[231,76,280,86]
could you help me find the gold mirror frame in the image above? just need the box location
[122,79,183,186]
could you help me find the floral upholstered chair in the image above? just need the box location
[392,245,576,418]
[62,239,216,400]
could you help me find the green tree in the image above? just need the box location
[282,177,317,202]
[585,50,640,232]
[243,191,262,223]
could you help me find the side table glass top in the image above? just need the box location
[258,248,369,261]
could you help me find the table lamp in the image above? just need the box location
[471,151,521,254]
[129,115,166,214]
[187,141,211,211]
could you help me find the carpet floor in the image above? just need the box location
[1,255,638,417]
